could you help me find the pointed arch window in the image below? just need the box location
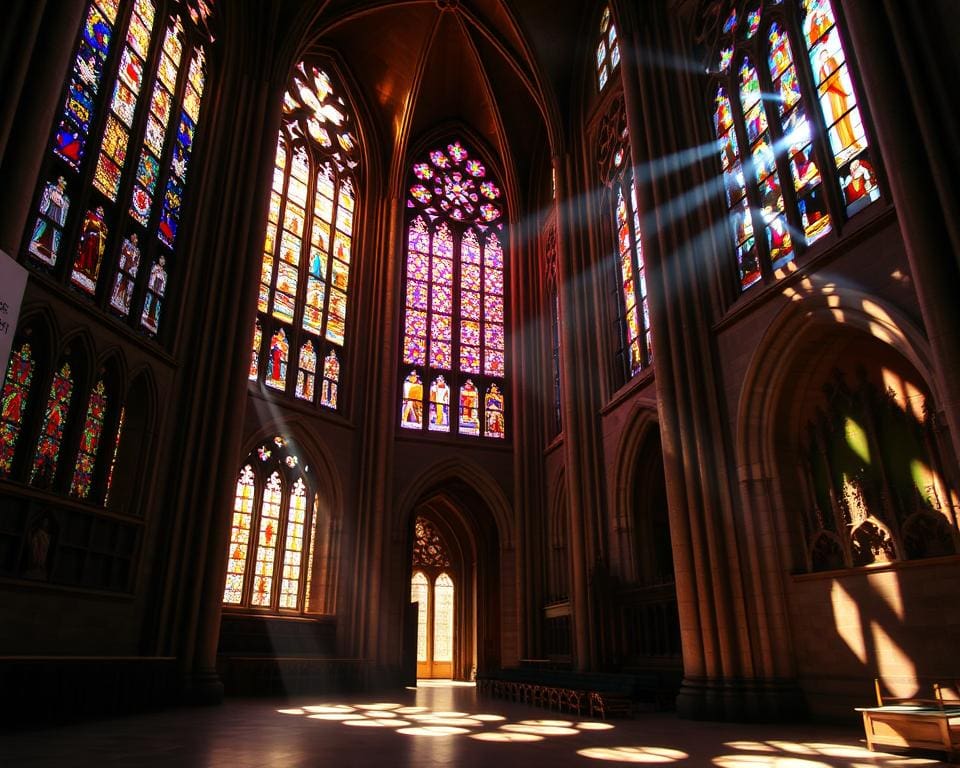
[596,6,621,91]
[705,0,879,292]
[400,140,507,439]
[22,0,215,337]
[248,62,359,412]
[597,98,651,383]
[221,436,337,614]
[0,330,129,506]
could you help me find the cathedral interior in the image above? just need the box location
[1,0,960,761]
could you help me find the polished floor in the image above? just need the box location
[2,681,948,767]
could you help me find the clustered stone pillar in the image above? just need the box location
[612,0,803,719]
[151,6,287,703]
[553,151,608,671]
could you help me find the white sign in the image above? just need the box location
[0,249,29,378]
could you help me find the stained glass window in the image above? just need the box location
[278,478,307,608]
[23,0,214,338]
[411,571,429,663]
[401,140,508,438]
[70,378,108,498]
[0,342,35,475]
[295,340,316,401]
[320,350,339,408]
[433,572,454,663]
[598,98,652,382]
[251,471,282,607]
[222,464,255,605]
[251,61,358,412]
[705,0,877,293]
[104,405,125,504]
[31,363,75,487]
[221,437,326,613]
[596,6,620,92]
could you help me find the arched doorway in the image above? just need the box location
[403,479,503,682]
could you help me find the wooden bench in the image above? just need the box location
[857,679,960,762]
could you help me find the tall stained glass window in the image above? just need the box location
[23,0,215,337]
[249,61,360,412]
[70,378,108,498]
[400,140,507,439]
[0,342,36,476]
[595,6,621,92]
[221,436,334,614]
[597,98,651,383]
[705,0,879,293]
[31,362,76,487]
[411,517,455,675]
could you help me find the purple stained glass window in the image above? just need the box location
[402,139,508,437]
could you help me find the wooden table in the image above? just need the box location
[856,704,960,761]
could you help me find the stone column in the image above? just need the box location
[839,0,960,464]
[553,150,607,671]
[612,0,803,719]
[150,5,286,702]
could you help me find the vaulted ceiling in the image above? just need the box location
[288,0,592,204]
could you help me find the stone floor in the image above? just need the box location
[2,680,948,767]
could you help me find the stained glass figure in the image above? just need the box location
[459,379,480,436]
[71,206,109,294]
[140,255,167,333]
[266,327,288,391]
[429,375,450,432]
[28,177,71,266]
[401,370,423,430]
[252,471,283,607]
[484,383,505,439]
[70,379,107,498]
[31,363,75,487]
[109,233,140,314]
[295,340,316,401]
[0,343,35,475]
[279,477,307,608]
[320,350,339,409]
